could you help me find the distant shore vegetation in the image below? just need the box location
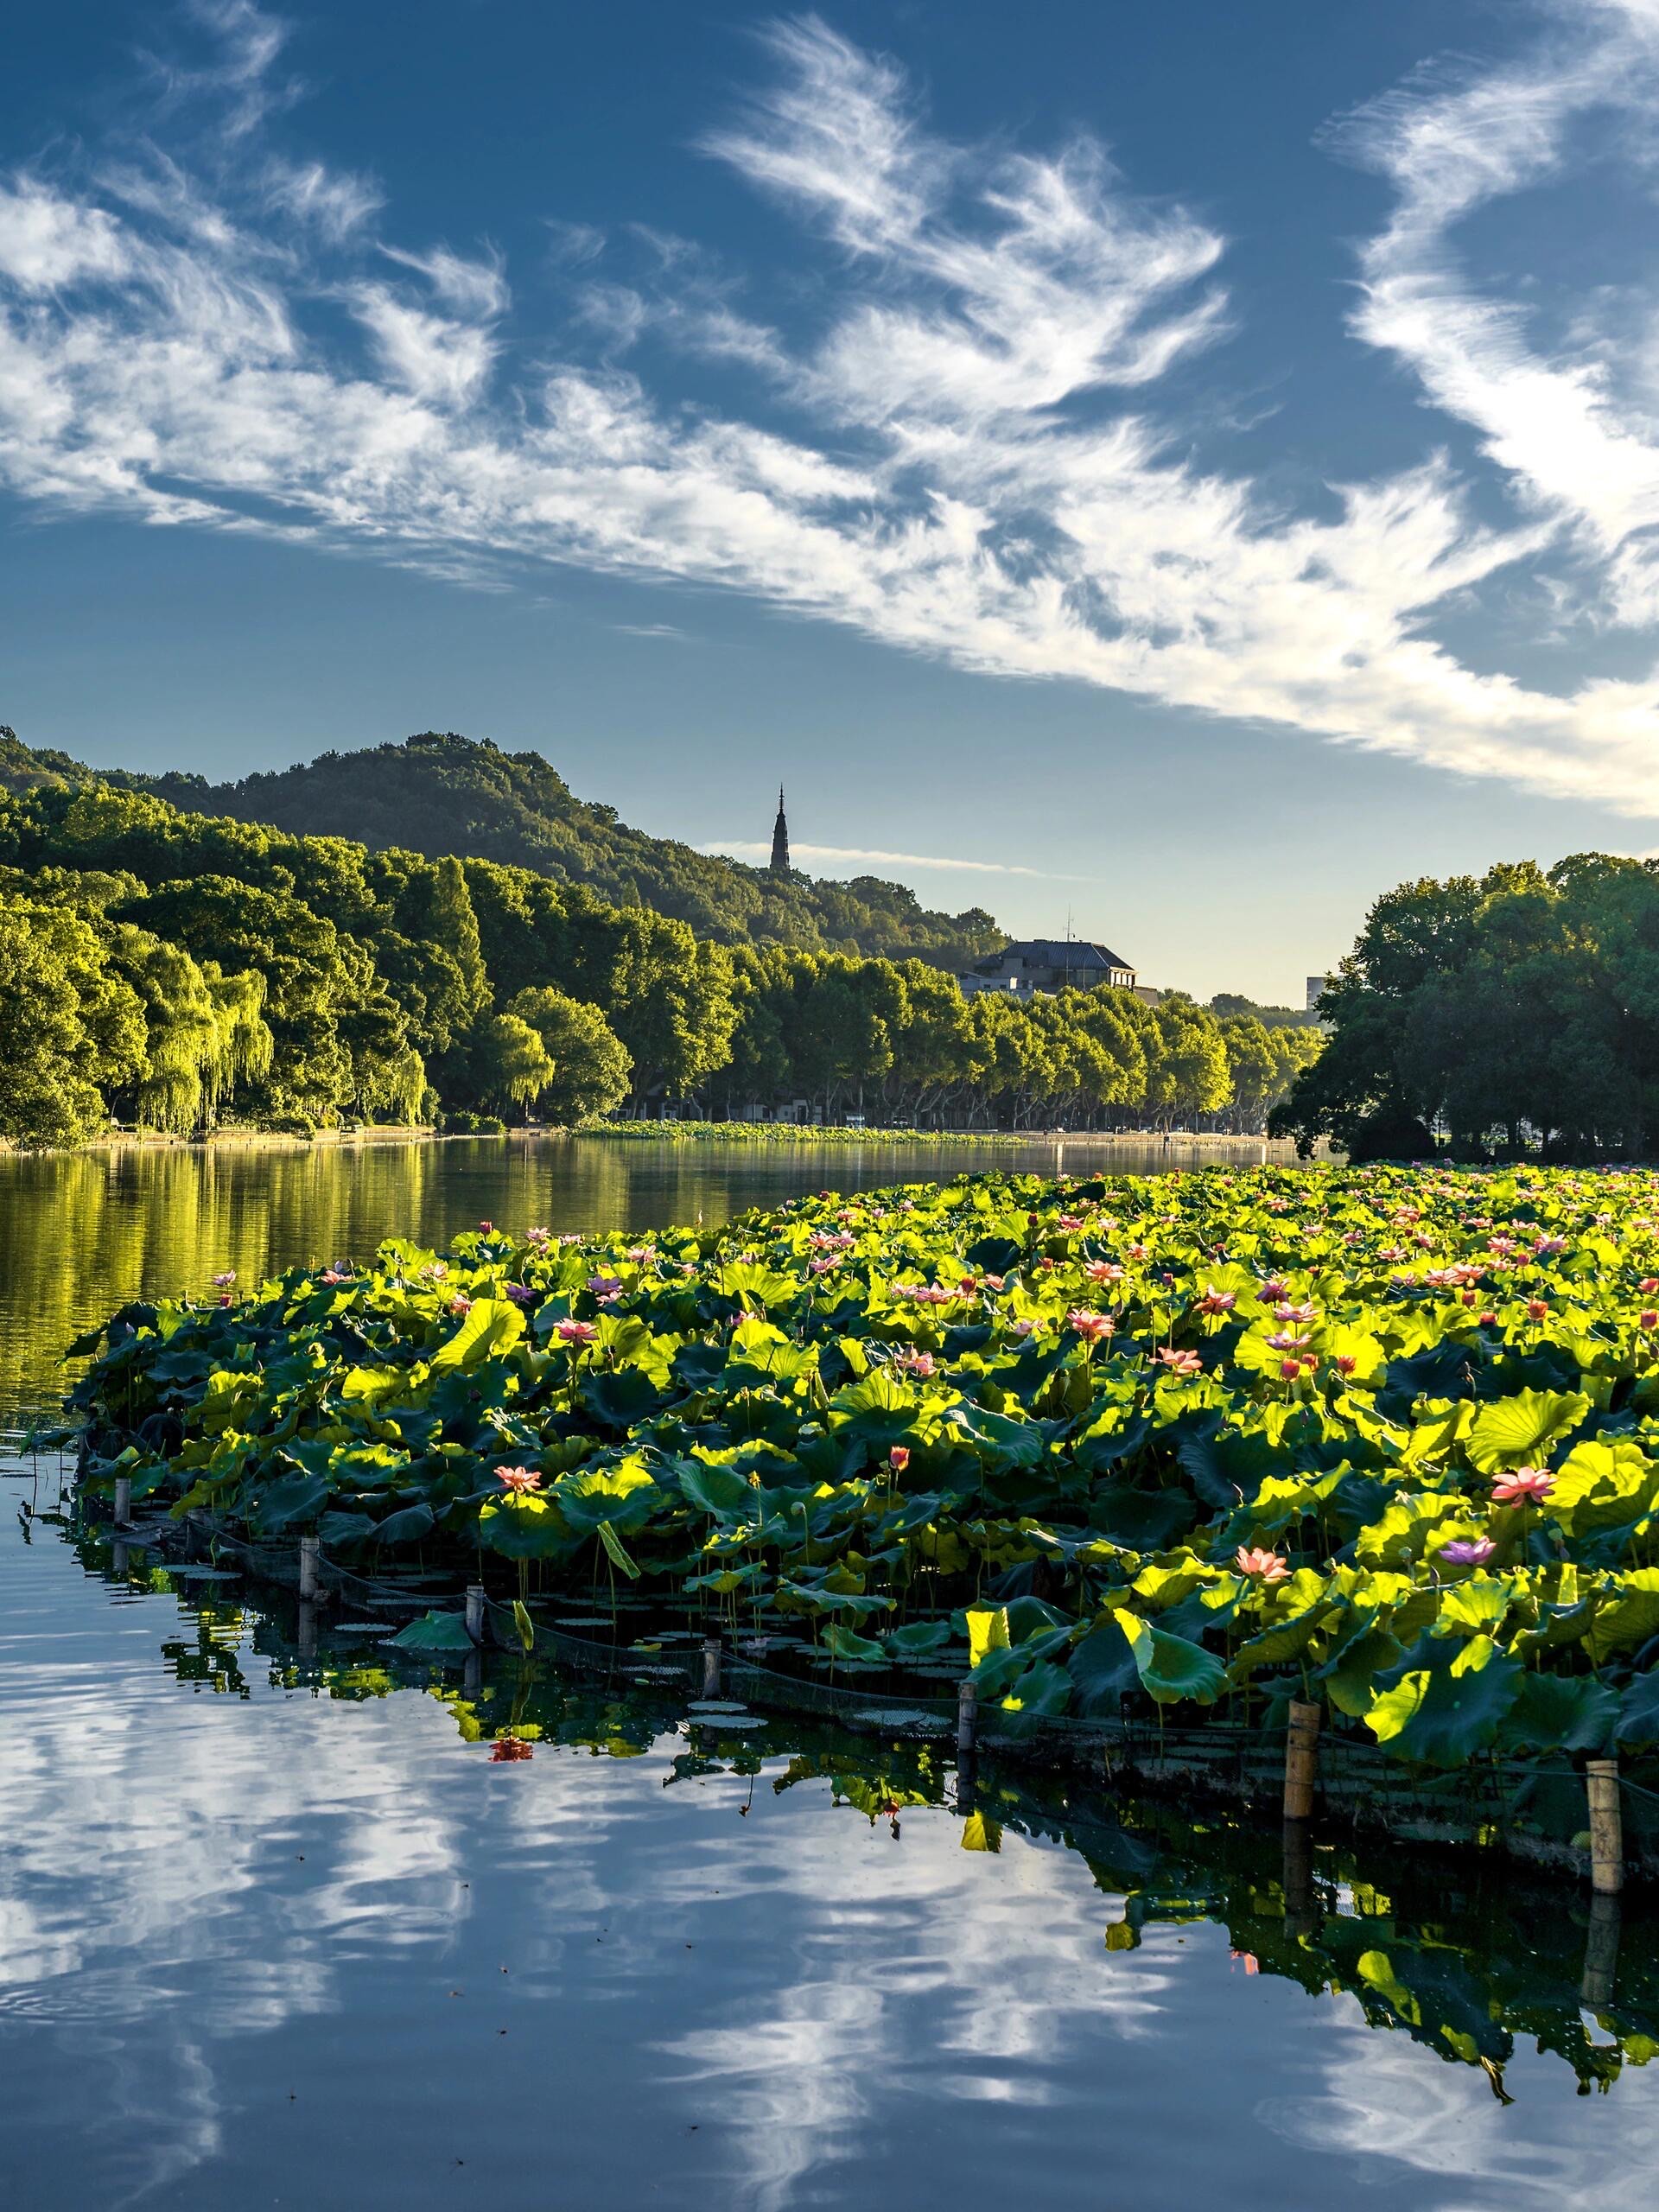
[0,738,1319,1150]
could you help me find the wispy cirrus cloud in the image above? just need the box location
[701,839,1070,878]
[1333,0,1659,626]
[3,7,1659,809]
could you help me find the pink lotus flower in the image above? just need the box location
[895,1351,936,1377]
[524,1226,550,1244]
[506,1284,537,1305]
[556,1318,599,1345]
[319,1268,344,1287]
[1273,1300,1319,1324]
[1196,1286,1236,1315]
[887,1446,911,1474]
[491,1736,534,1761]
[1643,1310,1659,1332]
[495,1465,543,1495]
[1491,1467,1554,1503]
[1279,1359,1303,1380]
[1007,1317,1035,1338]
[478,1221,493,1235]
[1438,1537,1496,1567]
[448,1294,473,1315]
[1527,1300,1549,1321]
[1067,1309,1116,1344]
[1642,1276,1659,1295]
[213,1270,236,1287]
[1235,1546,1289,1582]
[1158,1346,1202,1376]
[1258,1279,1289,1303]
[1332,1353,1357,1376]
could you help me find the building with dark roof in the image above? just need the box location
[957,938,1135,999]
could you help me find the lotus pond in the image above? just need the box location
[11,1140,1659,2207]
[70,1160,1659,1793]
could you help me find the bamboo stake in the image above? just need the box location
[465,1584,486,1644]
[297,1534,320,1601]
[702,1636,721,1699]
[1283,1699,1321,1822]
[1282,1819,1316,1941]
[297,1600,317,1659]
[112,1476,132,1529]
[957,1678,979,1758]
[1582,1890,1621,2009]
[1586,1758,1624,1896]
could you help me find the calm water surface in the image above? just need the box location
[3,1135,1656,2209]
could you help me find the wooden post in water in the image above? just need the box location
[957,1679,979,1758]
[112,1476,132,1529]
[1582,1890,1621,2009]
[465,1585,487,1644]
[1283,1700,1321,1822]
[111,1539,128,1579]
[1282,1819,1316,1941]
[298,1534,320,1602]
[702,1637,721,1699]
[1586,1758,1624,1895]
[297,1601,317,1659]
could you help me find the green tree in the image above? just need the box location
[505,988,633,1122]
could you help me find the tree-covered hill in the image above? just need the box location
[33,728,1003,966]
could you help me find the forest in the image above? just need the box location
[0,768,1319,1147]
[0,728,1002,967]
[1273,856,1659,1160]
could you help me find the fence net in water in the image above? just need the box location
[92,1503,1659,1885]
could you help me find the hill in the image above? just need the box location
[0,728,1001,966]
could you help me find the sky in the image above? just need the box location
[6,3,1659,1001]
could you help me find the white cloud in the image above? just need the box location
[4,6,1659,810]
[1336,0,1659,624]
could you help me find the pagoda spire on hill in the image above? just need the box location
[769,784,791,875]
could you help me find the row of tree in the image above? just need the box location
[0,776,1319,1145]
[1271,855,1659,1160]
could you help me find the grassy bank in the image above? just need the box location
[69,1161,1659,1780]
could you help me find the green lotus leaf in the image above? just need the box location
[1586,1567,1659,1661]
[1546,1440,1659,1536]
[824,1621,886,1662]
[1115,1610,1226,1707]
[1363,1635,1523,1767]
[372,1501,436,1547]
[1497,1671,1617,1756]
[429,1298,525,1373]
[1465,1389,1590,1473]
[390,1611,475,1652]
[1615,1666,1659,1749]
[251,1472,330,1533]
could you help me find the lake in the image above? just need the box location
[3,1134,1656,2210]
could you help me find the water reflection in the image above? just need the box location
[0,1132,1275,1433]
[3,1502,1657,2212]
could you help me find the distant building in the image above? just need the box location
[1306,974,1331,1013]
[958,938,1136,999]
[769,786,791,875]
[1129,983,1162,1007]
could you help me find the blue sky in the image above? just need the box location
[6,1,1659,1001]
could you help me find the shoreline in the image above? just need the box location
[4,1121,1306,1161]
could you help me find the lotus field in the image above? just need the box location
[71,1164,1659,1770]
